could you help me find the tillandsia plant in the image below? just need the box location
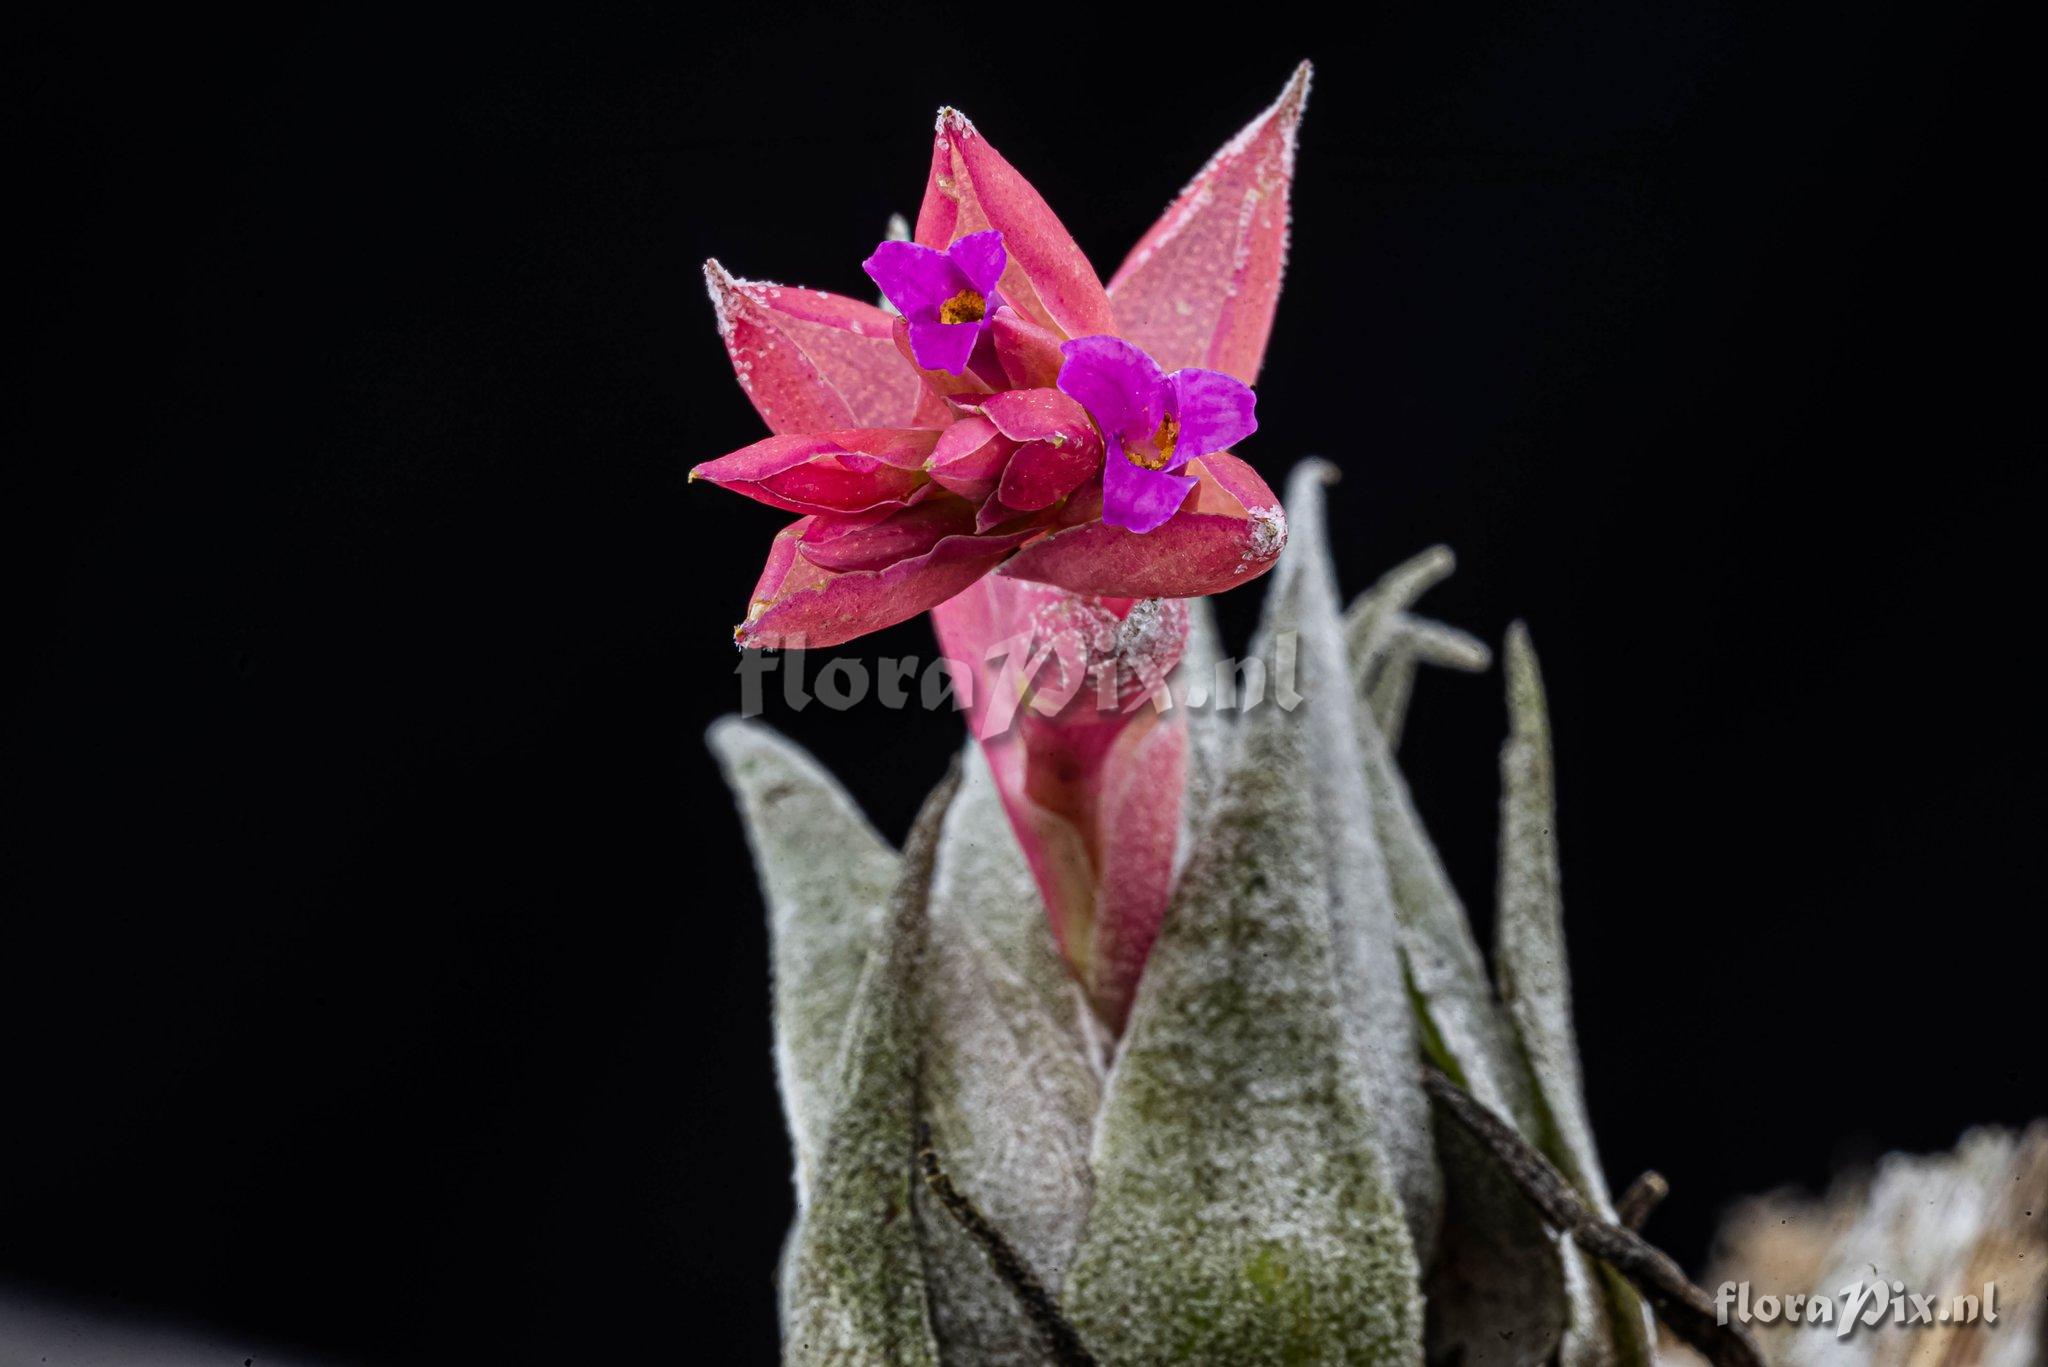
[698,68,1758,1366]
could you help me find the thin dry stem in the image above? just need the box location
[915,1122,1098,1367]
[1421,1067,1764,1367]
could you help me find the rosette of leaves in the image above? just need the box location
[711,461,1681,1365]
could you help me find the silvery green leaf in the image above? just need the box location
[1393,615,1491,674]
[709,717,899,1207]
[1342,545,1456,683]
[1494,625,1653,1365]
[1246,460,1441,1259]
[1065,518,1426,1362]
[914,745,1102,1365]
[1343,546,1492,750]
[782,766,959,1366]
[1349,614,1566,1362]
[1367,614,1492,750]
[1354,688,1534,1131]
[1173,594,1230,832]
[1493,626,1607,1210]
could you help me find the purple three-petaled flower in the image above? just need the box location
[862,229,1007,376]
[1055,335,1259,534]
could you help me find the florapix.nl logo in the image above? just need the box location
[734,625,1305,738]
[1715,1279,2000,1339]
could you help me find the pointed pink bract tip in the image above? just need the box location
[934,106,976,137]
[703,257,740,299]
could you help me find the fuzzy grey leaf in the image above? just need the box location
[1396,616,1492,674]
[782,766,959,1366]
[1493,626,1607,1208]
[1173,594,1230,832]
[1351,636,1567,1362]
[1355,704,1533,1129]
[915,746,1102,1365]
[709,717,900,1207]
[1342,545,1458,677]
[1065,525,1426,1361]
[1246,460,1442,1259]
[1494,626,1654,1365]
[1367,614,1493,748]
[1344,547,1492,750]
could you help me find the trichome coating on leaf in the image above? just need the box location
[700,63,1705,1367]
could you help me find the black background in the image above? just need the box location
[7,1,2031,1362]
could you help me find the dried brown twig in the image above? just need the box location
[1618,1169,1670,1232]
[915,1122,1098,1366]
[1421,1067,1765,1367]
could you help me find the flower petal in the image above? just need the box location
[907,319,984,376]
[918,109,1116,340]
[1000,451,1287,597]
[736,517,1035,649]
[945,229,1008,295]
[1102,449,1199,533]
[705,260,939,432]
[861,239,960,320]
[691,429,938,515]
[1107,62,1310,382]
[1056,335,1165,439]
[1168,367,1259,458]
[891,316,993,399]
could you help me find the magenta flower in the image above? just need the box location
[862,230,1008,376]
[691,73,1309,647]
[1057,336,1259,534]
[694,65,1313,1020]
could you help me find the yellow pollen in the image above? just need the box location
[1125,414,1181,470]
[938,288,986,325]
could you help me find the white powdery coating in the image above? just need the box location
[1171,594,1230,843]
[703,259,913,433]
[1342,546,1490,750]
[915,746,1102,1365]
[782,769,959,1367]
[1064,533,1424,1361]
[1109,62,1311,363]
[1252,460,1443,1262]
[1354,678,1535,1130]
[708,717,899,1209]
[1019,594,1190,714]
[1342,546,1455,677]
[1493,624,1652,1365]
[1239,503,1288,574]
[1344,565,1577,1360]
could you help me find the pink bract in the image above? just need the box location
[696,67,1313,1024]
[695,65,1309,647]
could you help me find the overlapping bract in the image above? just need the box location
[717,486,1653,1364]
[694,67,1313,648]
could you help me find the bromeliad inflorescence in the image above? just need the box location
[694,70,1311,1030]
[699,63,1736,1367]
[691,85,1298,653]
